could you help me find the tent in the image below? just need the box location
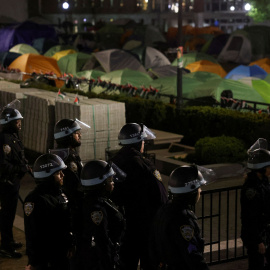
[130,46,171,69]
[203,33,230,55]
[0,21,57,52]
[8,53,64,88]
[249,58,270,73]
[32,37,58,54]
[147,65,190,79]
[251,80,270,104]
[57,52,93,75]
[9,43,39,55]
[218,26,270,64]
[171,52,219,68]
[44,45,77,57]
[82,49,147,73]
[225,65,267,80]
[99,68,153,88]
[151,71,221,99]
[0,51,21,68]
[76,70,105,80]
[52,49,77,61]
[185,60,227,77]
[218,31,252,64]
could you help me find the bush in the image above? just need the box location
[184,136,247,165]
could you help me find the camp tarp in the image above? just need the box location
[82,49,147,73]
[44,45,77,57]
[130,46,171,69]
[225,64,267,80]
[9,53,64,88]
[171,52,219,68]
[249,58,270,73]
[185,60,227,78]
[0,51,21,68]
[0,21,57,52]
[52,49,77,61]
[57,52,93,75]
[9,43,40,55]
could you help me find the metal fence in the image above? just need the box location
[195,185,247,265]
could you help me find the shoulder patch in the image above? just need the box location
[180,225,194,241]
[91,211,103,225]
[153,170,162,182]
[245,188,256,200]
[3,144,11,154]
[69,161,77,172]
[24,202,34,216]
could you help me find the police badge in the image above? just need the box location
[3,144,11,154]
[153,170,162,181]
[91,211,104,225]
[69,161,78,172]
[180,225,194,241]
[24,202,34,216]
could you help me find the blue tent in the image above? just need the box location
[0,21,58,52]
[225,64,268,80]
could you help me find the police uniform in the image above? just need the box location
[111,146,168,269]
[241,171,270,269]
[0,129,28,250]
[24,184,74,270]
[150,201,209,270]
[76,195,125,270]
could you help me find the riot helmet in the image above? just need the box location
[247,138,268,154]
[118,123,156,146]
[80,160,116,191]
[169,165,215,195]
[0,108,23,125]
[33,153,67,184]
[247,149,270,170]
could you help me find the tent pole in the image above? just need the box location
[176,0,183,110]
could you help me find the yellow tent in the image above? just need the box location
[9,53,64,88]
[249,58,270,73]
[185,60,227,78]
[51,49,77,61]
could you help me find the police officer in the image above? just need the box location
[150,165,212,270]
[240,138,270,270]
[24,153,75,270]
[0,106,30,258]
[52,118,85,200]
[110,123,167,270]
[76,160,125,270]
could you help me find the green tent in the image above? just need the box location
[57,52,93,75]
[76,70,105,80]
[264,73,270,84]
[151,72,266,105]
[44,45,77,57]
[171,52,218,68]
[99,68,153,88]
[252,80,270,104]
[9,43,39,55]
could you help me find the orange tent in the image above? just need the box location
[9,53,64,88]
[249,58,270,73]
[185,60,227,78]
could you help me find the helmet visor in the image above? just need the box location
[75,118,91,135]
[49,148,70,162]
[197,165,217,186]
[110,162,127,183]
[141,125,156,141]
[247,138,268,154]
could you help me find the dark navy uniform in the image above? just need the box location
[111,146,167,269]
[241,171,270,270]
[77,195,125,270]
[24,185,73,270]
[0,130,29,249]
[150,201,209,270]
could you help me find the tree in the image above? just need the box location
[249,0,270,22]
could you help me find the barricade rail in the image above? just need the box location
[195,185,247,265]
